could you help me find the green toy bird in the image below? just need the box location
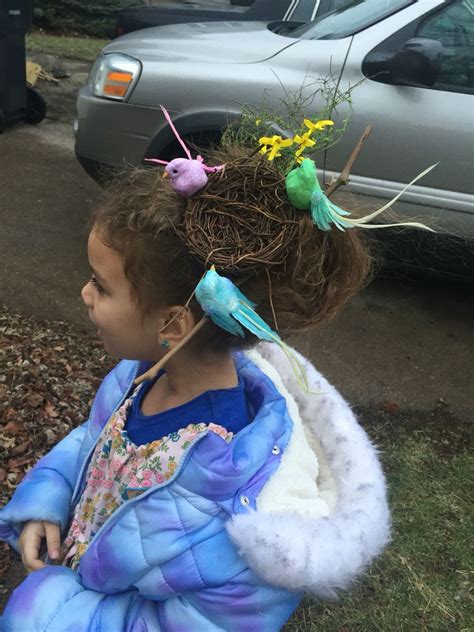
[285,158,437,232]
[285,158,318,211]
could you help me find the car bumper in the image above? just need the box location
[74,85,163,172]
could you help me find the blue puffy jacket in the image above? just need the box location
[0,344,390,631]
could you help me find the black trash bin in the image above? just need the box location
[0,0,46,133]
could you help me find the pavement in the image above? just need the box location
[0,63,473,607]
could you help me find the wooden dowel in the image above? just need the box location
[134,315,209,385]
[325,125,372,197]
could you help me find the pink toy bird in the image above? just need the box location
[146,106,223,197]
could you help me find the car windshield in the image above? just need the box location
[290,0,414,40]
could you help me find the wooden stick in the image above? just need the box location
[134,315,209,385]
[325,125,372,198]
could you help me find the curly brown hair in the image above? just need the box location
[91,147,373,353]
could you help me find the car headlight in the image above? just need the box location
[89,53,142,101]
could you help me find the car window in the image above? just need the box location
[289,0,353,22]
[416,0,474,91]
[291,0,413,40]
[289,0,320,21]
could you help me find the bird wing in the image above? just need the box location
[208,309,246,338]
[232,301,280,343]
[232,286,257,309]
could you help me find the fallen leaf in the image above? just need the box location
[12,440,31,455]
[2,421,18,434]
[382,401,400,414]
[44,402,59,418]
[8,457,32,469]
[27,392,44,407]
[0,435,15,449]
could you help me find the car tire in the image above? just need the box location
[23,87,47,125]
[0,109,5,134]
[151,130,222,163]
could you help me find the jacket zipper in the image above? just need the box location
[77,431,210,556]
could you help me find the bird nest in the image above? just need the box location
[184,155,301,272]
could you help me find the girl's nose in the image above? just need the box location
[81,281,93,307]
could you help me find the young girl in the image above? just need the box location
[0,137,391,631]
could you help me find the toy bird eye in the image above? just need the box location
[173,169,178,174]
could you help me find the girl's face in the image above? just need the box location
[81,229,162,360]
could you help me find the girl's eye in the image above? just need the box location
[90,275,105,294]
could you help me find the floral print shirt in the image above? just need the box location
[62,390,233,570]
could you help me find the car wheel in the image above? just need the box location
[23,87,47,125]
[150,130,222,163]
[0,109,5,134]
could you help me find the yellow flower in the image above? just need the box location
[303,119,334,134]
[293,131,316,158]
[76,543,87,557]
[106,500,118,512]
[81,499,95,522]
[258,135,293,161]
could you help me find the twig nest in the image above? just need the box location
[184,155,300,271]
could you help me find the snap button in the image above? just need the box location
[272,445,280,455]
[240,495,250,507]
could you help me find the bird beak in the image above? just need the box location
[162,171,169,179]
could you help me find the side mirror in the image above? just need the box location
[390,37,443,87]
[363,37,443,88]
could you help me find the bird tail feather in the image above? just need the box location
[311,163,438,232]
[234,307,321,395]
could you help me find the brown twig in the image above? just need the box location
[265,266,278,331]
[325,125,372,198]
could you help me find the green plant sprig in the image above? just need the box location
[221,73,358,174]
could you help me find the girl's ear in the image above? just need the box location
[158,306,196,345]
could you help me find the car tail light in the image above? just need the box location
[89,53,141,101]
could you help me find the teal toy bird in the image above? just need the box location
[195,266,280,342]
[286,158,437,232]
[195,266,314,393]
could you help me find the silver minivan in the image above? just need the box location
[75,0,473,240]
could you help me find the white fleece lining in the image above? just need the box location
[246,349,333,517]
[226,343,391,597]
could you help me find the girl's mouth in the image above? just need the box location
[88,313,100,336]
